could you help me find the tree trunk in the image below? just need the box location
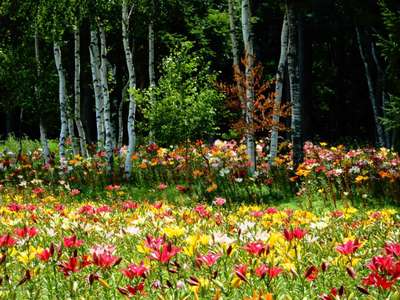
[34,30,50,164]
[89,29,105,148]
[287,0,304,167]
[269,14,288,165]
[74,27,88,157]
[241,0,256,174]
[228,0,240,67]
[355,27,386,147]
[99,24,114,172]
[68,116,79,156]
[370,39,391,147]
[122,0,137,178]
[53,42,68,166]
[118,96,124,149]
[119,81,129,148]
[148,21,156,88]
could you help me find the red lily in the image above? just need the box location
[15,226,38,239]
[255,264,283,279]
[336,240,361,255]
[145,235,165,251]
[194,204,210,218]
[363,272,394,290]
[0,234,16,247]
[59,257,80,276]
[122,200,139,211]
[305,265,319,281]
[284,227,306,241]
[243,241,268,256]
[118,281,145,297]
[234,264,248,281]
[385,242,400,257]
[265,207,278,214]
[64,235,84,248]
[91,245,121,268]
[196,252,221,267]
[149,243,180,264]
[37,249,51,262]
[121,261,149,279]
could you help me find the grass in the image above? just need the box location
[0,136,58,154]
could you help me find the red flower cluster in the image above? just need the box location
[91,245,121,269]
[336,240,361,255]
[243,241,269,256]
[255,264,283,279]
[194,204,210,218]
[363,253,400,290]
[0,234,16,247]
[59,255,91,276]
[149,242,180,264]
[121,261,149,279]
[14,226,38,239]
[64,235,84,248]
[283,227,307,241]
[196,252,221,267]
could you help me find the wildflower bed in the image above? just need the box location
[0,188,399,299]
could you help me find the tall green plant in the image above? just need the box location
[136,41,224,146]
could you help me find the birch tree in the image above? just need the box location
[148,10,156,88]
[99,24,114,171]
[228,0,240,67]
[74,26,88,157]
[356,27,386,147]
[269,13,288,164]
[241,0,256,174]
[287,0,304,166]
[122,0,137,178]
[53,42,68,166]
[89,29,105,147]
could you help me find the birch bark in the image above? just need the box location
[269,14,288,164]
[74,27,88,157]
[356,27,386,147]
[228,0,240,67]
[287,0,304,166]
[122,0,137,178]
[53,41,68,166]
[241,0,256,174]
[99,24,114,171]
[89,29,105,147]
[148,21,156,88]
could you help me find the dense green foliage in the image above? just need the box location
[136,42,224,145]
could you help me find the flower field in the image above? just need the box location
[1,140,400,299]
[0,186,399,299]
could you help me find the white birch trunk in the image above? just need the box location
[287,1,303,166]
[35,30,50,164]
[39,119,50,162]
[148,21,156,88]
[241,0,256,174]
[228,0,240,67]
[74,27,88,157]
[356,27,386,147]
[68,116,79,156]
[89,29,105,147]
[118,97,124,149]
[53,42,68,167]
[122,0,137,178]
[119,81,129,148]
[370,39,390,147]
[269,14,288,164]
[99,24,114,171]
[105,58,117,147]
